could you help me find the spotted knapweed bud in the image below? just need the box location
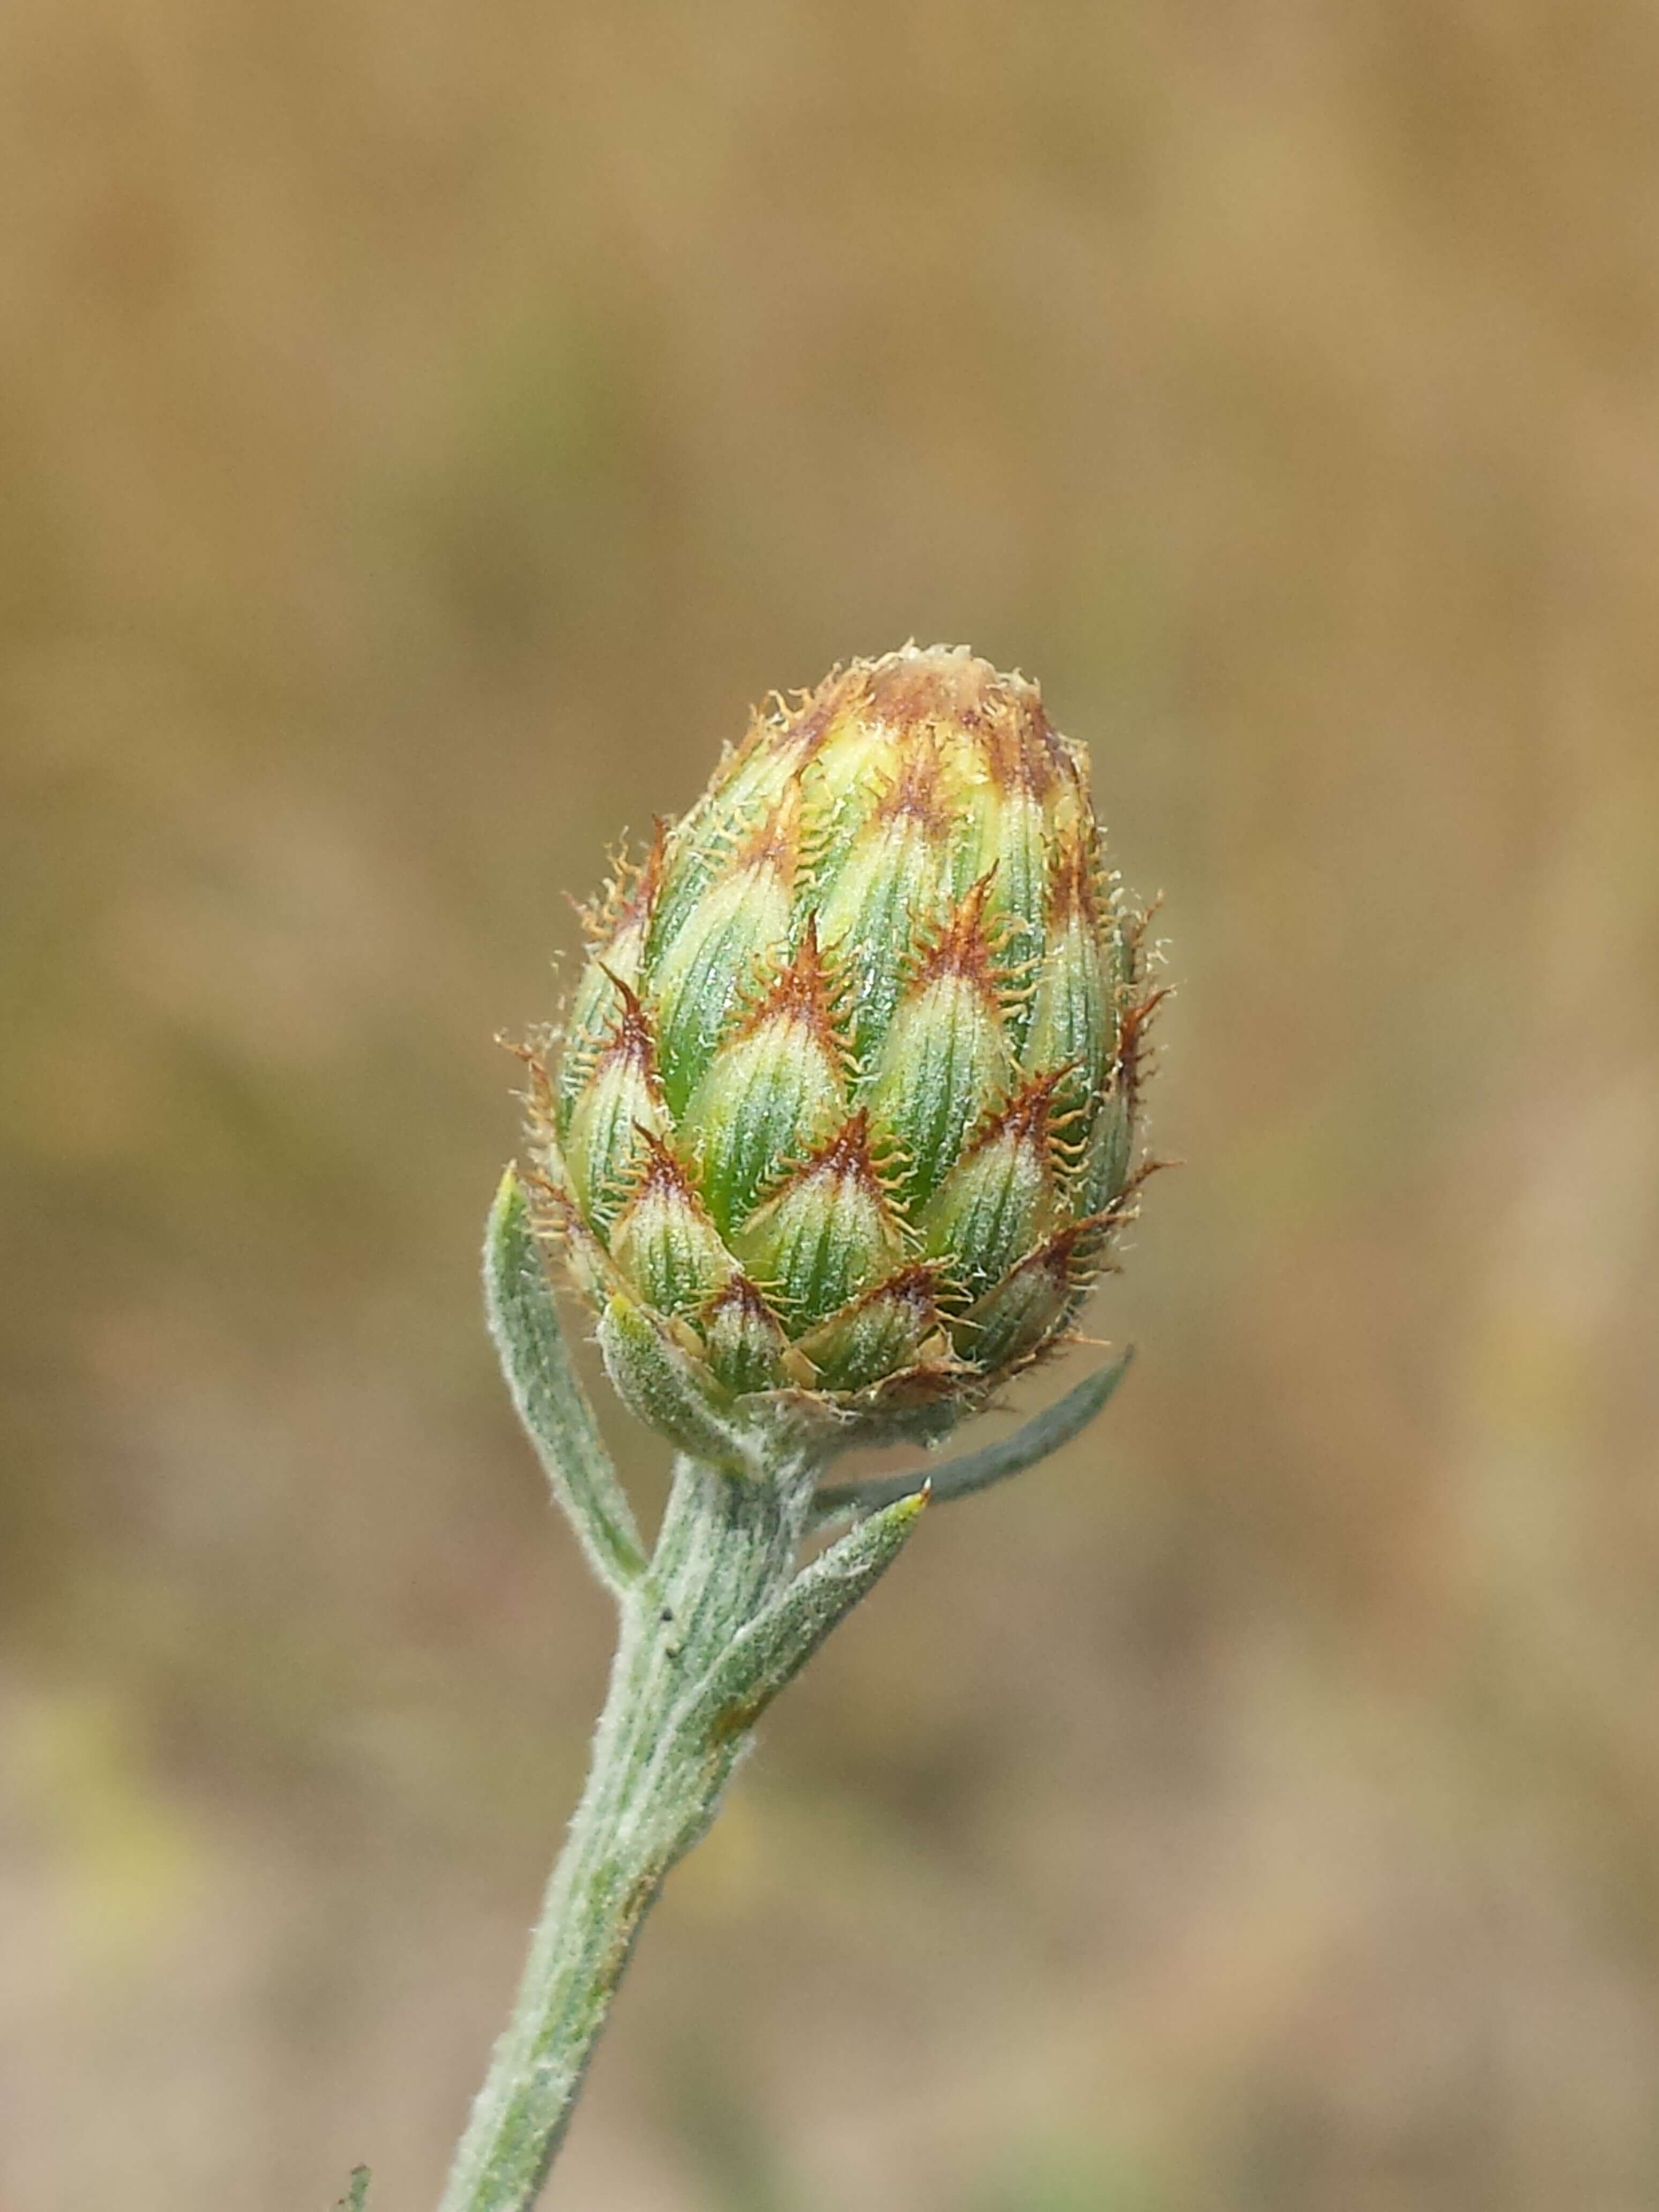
[524,645,1161,1464]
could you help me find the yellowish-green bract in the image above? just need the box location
[525,644,1160,1459]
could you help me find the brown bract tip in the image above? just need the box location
[524,1161,610,1267]
[523,1159,579,1229]
[792,1108,886,1195]
[962,1065,1071,1161]
[594,970,660,1072]
[698,1273,791,1371]
[1046,826,1102,928]
[859,1260,945,1328]
[626,1126,702,1207]
[1113,983,1170,1112]
[1032,1173,1158,1280]
[873,737,951,836]
[1006,1216,1105,1294]
[860,1350,980,1413]
[977,683,1066,797]
[736,916,848,1057]
[909,873,1003,1000]
[502,1032,560,1130]
[701,1271,776,1325]
[729,783,803,885]
[736,668,853,781]
[579,821,667,945]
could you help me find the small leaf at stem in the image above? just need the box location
[678,1488,928,1743]
[810,1347,1132,1527]
[485,1168,647,1594]
[333,2168,370,2212]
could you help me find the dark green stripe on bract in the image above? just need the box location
[556,957,621,1137]
[607,1147,734,1317]
[648,867,793,1115]
[680,1015,845,1236]
[1075,1086,1135,1216]
[731,1134,903,1327]
[1023,910,1108,1119]
[921,1122,1057,1306]
[700,1277,791,1395]
[564,1044,661,1235]
[968,786,1048,1058]
[818,825,951,1078]
[953,1237,1073,1372]
[865,974,1012,1214]
[796,1267,940,1393]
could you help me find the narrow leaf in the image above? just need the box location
[679,1488,928,1743]
[485,1168,647,1594]
[334,2170,370,2212]
[811,1347,1133,1527]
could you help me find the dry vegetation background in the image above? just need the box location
[5,2,1659,2208]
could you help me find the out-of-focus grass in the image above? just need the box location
[4,2,1658,2207]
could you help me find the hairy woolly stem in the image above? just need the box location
[437,1451,816,2212]
[435,1404,924,2211]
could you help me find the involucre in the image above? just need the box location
[525,643,1161,1464]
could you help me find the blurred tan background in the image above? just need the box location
[5,2,1659,2207]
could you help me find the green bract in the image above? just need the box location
[526,644,1159,1462]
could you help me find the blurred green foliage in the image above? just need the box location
[4,1,1658,2207]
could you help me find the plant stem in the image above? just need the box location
[444,1167,1108,2209]
[436,1449,817,2212]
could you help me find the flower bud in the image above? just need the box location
[527,645,1160,1459]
